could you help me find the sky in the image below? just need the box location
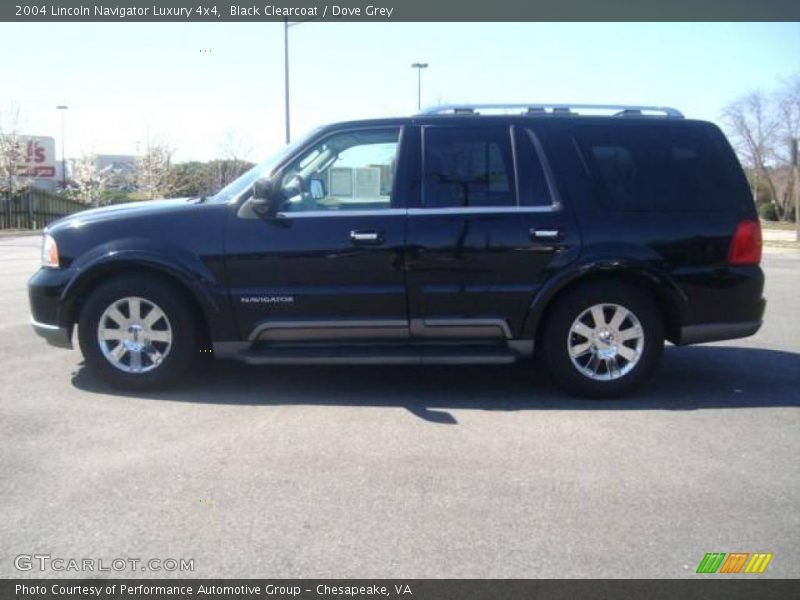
[1,22,799,163]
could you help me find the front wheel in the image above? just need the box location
[542,282,664,398]
[78,275,197,390]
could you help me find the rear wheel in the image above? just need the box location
[78,275,197,390]
[542,282,664,398]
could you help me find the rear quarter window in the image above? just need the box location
[574,123,741,212]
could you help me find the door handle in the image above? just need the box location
[529,228,564,242]
[350,230,383,244]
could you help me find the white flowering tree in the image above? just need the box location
[135,141,172,200]
[0,108,30,195]
[72,154,109,206]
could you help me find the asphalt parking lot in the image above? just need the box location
[1,234,798,579]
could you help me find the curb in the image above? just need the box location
[0,230,43,238]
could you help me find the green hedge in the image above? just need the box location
[758,202,778,221]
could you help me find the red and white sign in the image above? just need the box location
[15,136,57,178]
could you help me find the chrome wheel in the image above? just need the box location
[567,303,644,381]
[96,296,173,374]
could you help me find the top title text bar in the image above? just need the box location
[4,0,800,22]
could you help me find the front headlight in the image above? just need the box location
[41,234,59,268]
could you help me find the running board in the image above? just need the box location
[232,343,522,366]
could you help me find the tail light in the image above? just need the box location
[728,220,762,266]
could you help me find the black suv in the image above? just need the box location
[28,104,765,397]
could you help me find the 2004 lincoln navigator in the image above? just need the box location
[29,103,765,397]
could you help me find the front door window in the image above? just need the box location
[279,128,400,212]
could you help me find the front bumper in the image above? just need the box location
[31,317,73,349]
[29,267,74,349]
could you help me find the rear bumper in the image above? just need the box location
[676,268,766,345]
[30,317,73,349]
[678,319,762,345]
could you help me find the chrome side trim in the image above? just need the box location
[274,207,557,218]
[407,206,554,216]
[276,209,407,218]
[249,319,410,342]
[410,318,512,340]
[245,317,516,343]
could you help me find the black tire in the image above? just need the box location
[78,274,197,390]
[542,282,664,398]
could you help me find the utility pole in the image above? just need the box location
[284,18,290,144]
[411,63,428,111]
[56,105,68,189]
[792,137,799,242]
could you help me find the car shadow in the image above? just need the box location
[71,345,800,424]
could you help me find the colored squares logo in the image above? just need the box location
[696,552,773,574]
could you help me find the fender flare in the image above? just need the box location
[60,238,220,324]
[521,258,689,341]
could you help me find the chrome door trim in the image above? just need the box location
[410,317,512,340]
[248,319,411,342]
[407,206,554,216]
[275,206,556,218]
[246,317,515,342]
[276,208,408,218]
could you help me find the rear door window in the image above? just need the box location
[575,124,734,212]
[422,126,516,208]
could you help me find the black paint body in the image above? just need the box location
[28,115,765,352]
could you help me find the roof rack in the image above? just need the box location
[417,103,684,118]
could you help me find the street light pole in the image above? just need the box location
[282,17,316,144]
[56,105,68,189]
[411,63,428,111]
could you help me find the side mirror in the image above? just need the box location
[309,178,326,200]
[250,177,282,216]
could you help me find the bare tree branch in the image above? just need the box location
[721,92,782,215]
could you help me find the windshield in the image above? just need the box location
[210,127,323,203]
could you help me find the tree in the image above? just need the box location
[0,107,30,195]
[135,140,172,200]
[165,161,212,198]
[71,154,109,206]
[721,92,782,216]
[208,132,252,191]
[776,75,800,225]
